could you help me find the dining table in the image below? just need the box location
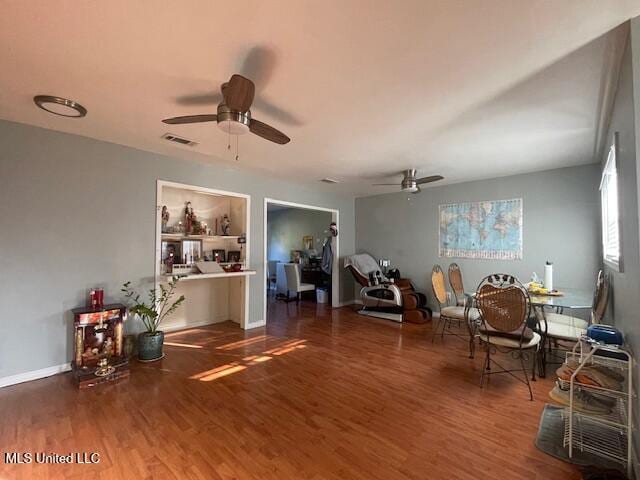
[528,288,593,377]
[466,287,593,377]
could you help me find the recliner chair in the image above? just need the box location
[345,254,430,323]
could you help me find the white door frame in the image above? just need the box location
[263,198,339,321]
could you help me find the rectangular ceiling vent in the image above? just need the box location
[320,178,339,184]
[162,133,198,147]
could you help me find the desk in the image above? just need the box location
[301,267,323,287]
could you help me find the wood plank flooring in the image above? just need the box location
[0,301,579,479]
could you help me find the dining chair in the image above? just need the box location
[448,263,482,356]
[283,263,315,303]
[534,270,610,373]
[448,263,466,306]
[267,260,278,296]
[431,265,480,351]
[475,274,541,400]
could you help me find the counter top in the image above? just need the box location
[166,270,257,281]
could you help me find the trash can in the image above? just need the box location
[316,288,328,304]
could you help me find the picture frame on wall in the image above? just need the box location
[181,239,202,264]
[211,249,226,263]
[227,250,241,263]
[303,235,314,250]
[161,241,182,263]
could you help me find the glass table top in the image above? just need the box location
[466,288,593,310]
[528,288,593,309]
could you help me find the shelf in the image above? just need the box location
[164,270,256,281]
[573,397,628,430]
[557,378,630,399]
[161,233,241,241]
[563,410,629,465]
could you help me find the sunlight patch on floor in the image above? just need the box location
[190,363,247,381]
[164,341,204,349]
[216,335,271,351]
[190,339,308,381]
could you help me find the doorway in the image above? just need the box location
[263,198,339,321]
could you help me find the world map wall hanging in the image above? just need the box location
[438,198,523,260]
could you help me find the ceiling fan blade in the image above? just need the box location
[224,74,255,112]
[249,118,290,144]
[175,92,223,106]
[162,114,217,124]
[415,175,444,185]
[372,183,400,186]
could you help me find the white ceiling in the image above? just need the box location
[0,1,638,196]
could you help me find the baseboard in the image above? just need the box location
[0,363,71,389]
[245,320,266,329]
[163,318,228,333]
[335,300,356,308]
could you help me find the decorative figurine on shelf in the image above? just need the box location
[184,201,196,235]
[161,206,170,232]
[221,214,231,236]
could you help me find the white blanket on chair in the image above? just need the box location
[344,254,385,279]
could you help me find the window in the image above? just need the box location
[600,136,621,270]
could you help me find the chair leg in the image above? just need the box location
[531,347,537,382]
[519,351,533,401]
[539,336,547,378]
[480,345,490,387]
[296,292,300,303]
[432,317,442,343]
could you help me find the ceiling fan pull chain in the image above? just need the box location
[235,134,239,161]
[227,120,231,150]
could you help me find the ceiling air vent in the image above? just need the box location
[320,178,339,184]
[162,133,198,147]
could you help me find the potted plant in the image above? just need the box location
[121,277,185,362]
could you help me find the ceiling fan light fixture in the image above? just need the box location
[33,95,87,118]
[216,104,250,135]
[401,178,418,192]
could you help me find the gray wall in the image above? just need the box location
[603,18,640,458]
[355,164,601,308]
[267,207,332,263]
[604,30,640,335]
[0,120,355,380]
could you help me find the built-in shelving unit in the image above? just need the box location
[155,181,251,330]
[160,233,241,241]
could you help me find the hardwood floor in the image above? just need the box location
[0,301,579,480]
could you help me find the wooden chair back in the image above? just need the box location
[284,263,302,293]
[592,270,610,324]
[431,265,448,306]
[475,274,529,333]
[448,263,465,306]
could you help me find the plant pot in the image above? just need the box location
[138,331,165,362]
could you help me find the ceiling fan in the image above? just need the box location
[373,169,444,193]
[162,74,290,145]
